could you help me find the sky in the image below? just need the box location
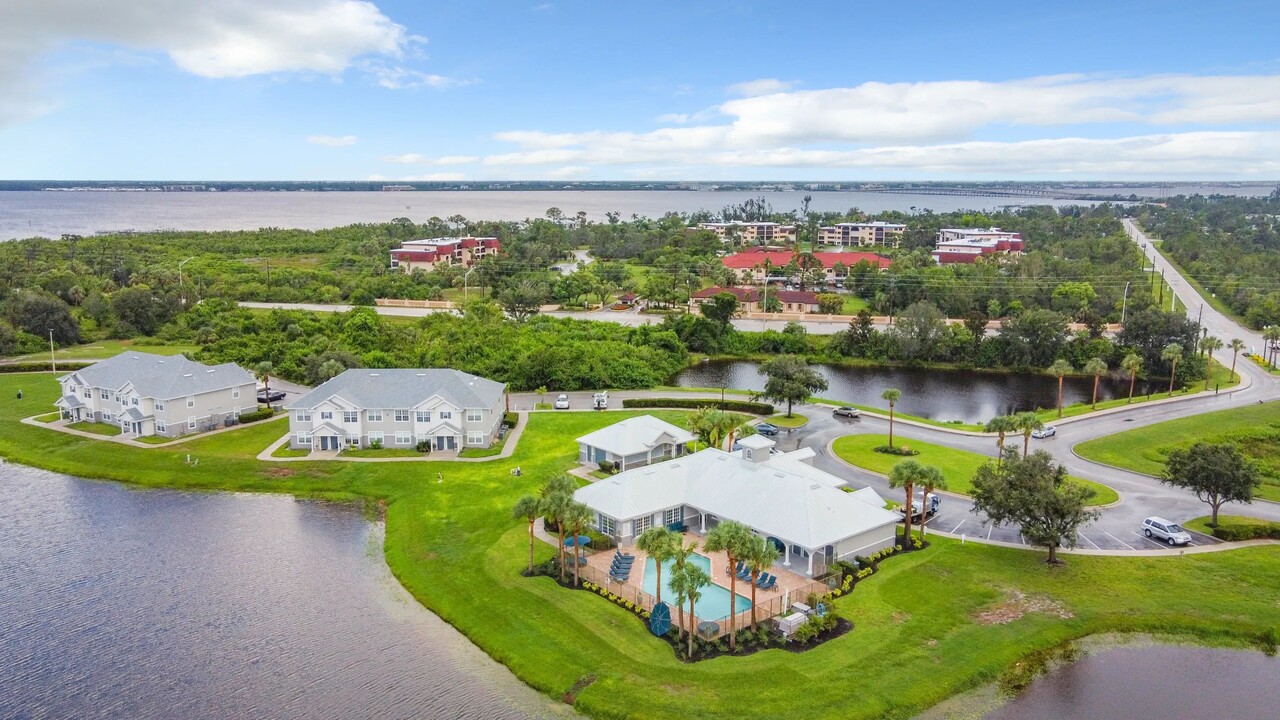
[1,0,1278,181]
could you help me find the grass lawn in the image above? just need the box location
[272,445,312,458]
[2,374,1277,720]
[66,421,122,436]
[1075,401,1280,503]
[458,426,514,458]
[768,413,808,428]
[7,338,199,363]
[32,412,61,423]
[1034,359,1241,424]
[341,447,424,458]
[1181,515,1274,536]
[832,434,1119,506]
[135,435,173,445]
[840,295,870,315]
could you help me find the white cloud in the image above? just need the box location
[545,165,591,179]
[399,172,466,181]
[656,113,691,124]
[307,134,357,146]
[727,78,797,97]
[359,60,473,90]
[382,153,478,165]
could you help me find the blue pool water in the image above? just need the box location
[642,553,752,621]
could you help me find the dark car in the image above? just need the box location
[257,389,287,403]
[832,406,861,418]
[755,422,780,436]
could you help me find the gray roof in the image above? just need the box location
[576,415,695,457]
[288,369,505,411]
[66,352,254,400]
[123,407,151,421]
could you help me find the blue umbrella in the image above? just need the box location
[649,602,672,637]
[563,534,592,547]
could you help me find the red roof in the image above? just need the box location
[721,249,890,270]
[691,286,818,305]
[617,292,637,301]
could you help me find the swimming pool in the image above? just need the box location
[642,553,752,621]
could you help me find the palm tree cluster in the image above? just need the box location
[888,459,947,544]
[512,473,595,586]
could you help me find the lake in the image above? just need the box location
[1,189,1101,241]
[673,360,1157,424]
[0,462,576,720]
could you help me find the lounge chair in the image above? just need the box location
[615,550,635,560]
[754,572,770,587]
[610,572,630,583]
[759,575,776,591]
[737,567,753,581]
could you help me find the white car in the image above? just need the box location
[1031,425,1056,439]
[1142,517,1192,546]
[553,394,570,410]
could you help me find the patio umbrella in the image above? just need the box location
[563,534,592,547]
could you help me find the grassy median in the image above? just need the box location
[2,374,1278,720]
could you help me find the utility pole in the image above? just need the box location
[1158,269,1165,305]
[178,256,194,306]
[1120,281,1131,323]
[49,329,56,372]
[463,267,475,302]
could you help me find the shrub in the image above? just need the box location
[622,397,774,415]
[873,445,920,456]
[503,412,519,427]
[0,362,92,374]
[415,440,432,454]
[237,408,275,423]
[1212,522,1280,541]
[369,438,383,450]
[598,459,615,474]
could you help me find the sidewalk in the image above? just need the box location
[22,412,289,448]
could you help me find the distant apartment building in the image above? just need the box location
[696,221,797,244]
[389,236,501,273]
[721,249,891,284]
[932,227,1024,264]
[817,221,906,248]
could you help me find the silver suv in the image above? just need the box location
[1142,517,1192,546]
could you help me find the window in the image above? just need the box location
[466,432,484,445]
[295,410,311,422]
[598,515,616,535]
[343,411,358,423]
[187,416,197,430]
[156,421,166,433]
[368,431,384,444]
[634,515,652,534]
[115,394,121,402]
[394,410,410,422]
[439,411,452,420]
[132,398,139,406]
[367,409,382,422]
[83,389,91,398]
[100,390,109,399]
[395,431,411,445]
[232,388,240,399]
[298,432,312,445]
[155,400,164,411]
[103,413,113,422]
[320,411,333,420]
[186,396,195,408]
[466,410,483,423]
[663,507,683,527]
[233,407,241,419]
[415,410,431,423]
[346,435,359,447]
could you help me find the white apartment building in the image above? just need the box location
[817,221,906,248]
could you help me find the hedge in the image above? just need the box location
[237,408,276,424]
[0,362,91,374]
[1211,522,1280,541]
[621,397,774,415]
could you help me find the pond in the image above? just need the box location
[673,360,1159,424]
[0,462,576,720]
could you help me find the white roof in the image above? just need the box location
[576,415,696,457]
[575,448,901,550]
[848,487,888,509]
[737,434,774,450]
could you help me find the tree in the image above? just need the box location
[984,415,1018,460]
[755,355,828,417]
[254,361,274,400]
[673,563,711,658]
[1051,281,1097,319]
[512,495,541,575]
[1013,411,1043,458]
[742,539,780,630]
[1228,338,1245,382]
[1047,359,1074,417]
[499,280,547,322]
[888,300,949,361]
[1162,443,1260,526]
[917,465,947,537]
[1083,357,1108,410]
[1120,353,1143,404]
[1200,336,1223,390]
[703,520,755,651]
[888,459,927,545]
[699,291,739,326]
[881,387,902,447]
[317,358,346,382]
[563,501,594,587]
[4,291,80,346]
[669,540,698,646]
[110,284,173,336]
[971,449,1099,564]
[815,293,843,315]
[685,406,737,449]
[1161,342,1183,395]
[540,473,577,581]
[635,527,679,605]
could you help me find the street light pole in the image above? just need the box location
[1120,281,1131,324]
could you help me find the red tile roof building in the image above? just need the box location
[390,236,501,273]
[721,249,891,283]
[690,286,820,313]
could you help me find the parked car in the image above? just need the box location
[1031,425,1056,439]
[257,389,286,403]
[832,406,861,418]
[1142,517,1192,546]
[755,422,780,436]
[553,394,570,409]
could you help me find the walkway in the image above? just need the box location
[23,412,289,448]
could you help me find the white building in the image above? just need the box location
[574,436,900,576]
[577,415,696,470]
[817,221,906,248]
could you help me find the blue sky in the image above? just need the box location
[1,0,1278,180]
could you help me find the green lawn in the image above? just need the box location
[272,445,312,458]
[135,435,174,444]
[458,426,514,458]
[768,413,808,428]
[66,421,122,436]
[1181,515,1270,536]
[7,338,199,363]
[1075,401,1280,503]
[832,434,1119,506]
[840,295,870,315]
[32,412,61,423]
[1034,359,1240,424]
[2,375,1277,720]
[341,447,424,458]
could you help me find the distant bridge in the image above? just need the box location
[862,186,1064,199]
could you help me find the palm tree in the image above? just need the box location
[1013,411,1043,458]
[703,520,754,651]
[686,407,737,450]
[1228,338,1245,382]
[1161,342,1184,396]
[541,491,574,581]
[668,540,698,646]
[635,527,679,604]
[1201,336,1223,390]
[917,465,947,537]
[676,563,711,659]
[512,495,541,575]
[254,361,274,404]
[1266,326,1280,368]
[1120,353,1143,404]
[1083,357,1108,410]
[562,501,594,587]
[1047,359,1074,418]
[881,388,903,447]
[742,540,781,630]
[888,459,927,546]
[984,415,1018,461]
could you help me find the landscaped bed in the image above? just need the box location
[832,434,1120,506]
[341,447,424,458]
[1,374,1278,720]
[767,413,808,428]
